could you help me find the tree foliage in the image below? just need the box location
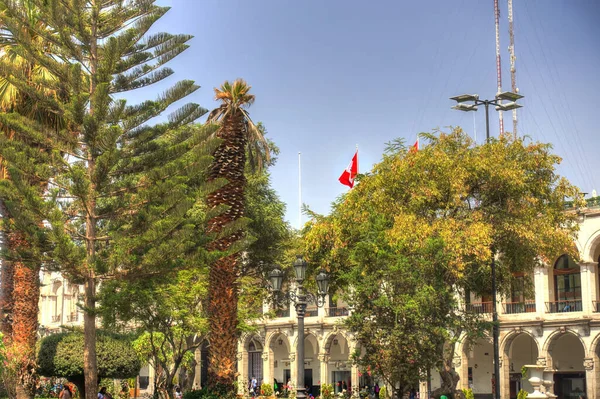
[303,128,581,396]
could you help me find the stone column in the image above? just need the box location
[534,266,548,316]
[237,352,245,395]
[193,348,201,389]
[584,357,595,399]
[499,355,511,399]
[318,353,329,386]
[262,351,271,385]
[581,263,593,314]
[350,363,360,394]
[290,352,297,388]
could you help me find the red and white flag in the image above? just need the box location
[339,150,358,188]
[410,137,419,152]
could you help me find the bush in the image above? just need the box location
[320,383,334,399]
[182,387,236,399]
[517,389,528,399]
[462,388,474,399]
[260,383,273,396]
[37,332,141,379]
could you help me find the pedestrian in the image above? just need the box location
[175,387,182,399]
[409,388,416,399]
[374,383,380,399]
[98,387,108,399]
[250,376,258,397]
[59,385,72,399]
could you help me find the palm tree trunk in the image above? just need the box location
[206,113,247,395]
[10,231,39,399]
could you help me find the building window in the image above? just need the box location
[248,340,263,385]
[554,255,581,301]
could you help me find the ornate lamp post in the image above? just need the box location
[269,255,329,399]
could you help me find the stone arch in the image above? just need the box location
[542,328,588,357]
[291,330,320,354]
[266,330,291,351]
[267,330,292,389]
[500,329,540,357]
[323,330,350,355]
[583,228,600,263]
[543,329,588,398]
[501,331,540,395]
[242,332,265,351]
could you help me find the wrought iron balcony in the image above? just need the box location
[67,313,78,322]
[51,315,61,323]
[305,307,318,317]
[466,302,493,314]
[545,300,582,313]
[502,301,536,314]
[326,307,349,317]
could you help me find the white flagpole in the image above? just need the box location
[298,151,302,230]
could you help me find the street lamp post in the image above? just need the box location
[269,255,329,399]
[451,91,523,399]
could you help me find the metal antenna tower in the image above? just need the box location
[494,0,504,135]
[508,0,518,138]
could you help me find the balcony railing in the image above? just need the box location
[502,301,536,314]
[305,307,318,317]
[51,315,61,323]
[545,300,582,313]
[67,313,78,322]
[466,302,493,314]
[326,307,349,317]
[275,308,290,318]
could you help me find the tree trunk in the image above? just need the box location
[83,276,98,399]
[12,246,39,399]
[206,112,246,396]
[0,199,14,337]
[435,339,461,398]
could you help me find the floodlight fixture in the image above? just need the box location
[495,91,524,102]
[452,103,478,112]
[495,102,523,111]
[450,94,479,103]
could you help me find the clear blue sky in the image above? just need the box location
[142,0,600,229]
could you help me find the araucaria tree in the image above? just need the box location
[304,129,581,397]
[0,1,214,399]
[205,79,270,394]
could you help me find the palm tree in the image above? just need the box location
[0,3,62,398]
[205,79,270,394]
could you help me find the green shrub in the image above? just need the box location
[320,383,334,399]
[260,383,273,396]
[517,389,528,399]
[37,332,140,379]
[462,388,474,399]
[37,331,140,398]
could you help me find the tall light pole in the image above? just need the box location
[269,256,329,399]
[451,91,523,399]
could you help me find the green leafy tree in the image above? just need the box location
[37,332,140,397]
[100,268,209,399]
[0,2,216,399]
[304,128,581,397]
